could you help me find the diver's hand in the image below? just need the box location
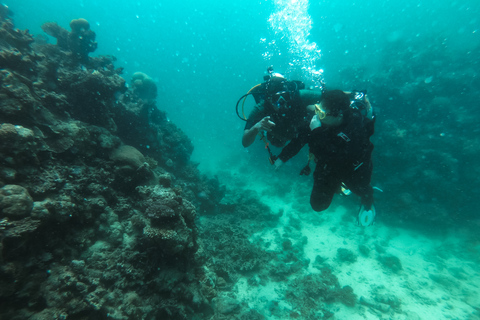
[309,115,321,131]
[254,116,275,132]
[274,158,284,170]
[242,116,275,148]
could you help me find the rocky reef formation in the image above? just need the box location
[336,34,480,230]
[0,8,224,319]
[41,18,97,63]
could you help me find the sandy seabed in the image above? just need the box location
[210,158,480,320]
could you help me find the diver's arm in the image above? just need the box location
[242,116,275,148]
[277,128,309,162]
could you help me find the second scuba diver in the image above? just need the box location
[240,67,323,153]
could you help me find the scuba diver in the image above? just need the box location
[274,89,377,226]
[238,67,323,157]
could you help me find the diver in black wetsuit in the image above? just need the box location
[241,68,323,150]
[276,89,376,226]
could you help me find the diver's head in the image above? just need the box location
[315,90,350,126]
[263,68,287,95]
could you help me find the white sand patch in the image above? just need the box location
[234,278,292,316]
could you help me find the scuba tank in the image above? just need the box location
[350,90,373,121]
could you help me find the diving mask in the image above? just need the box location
[314,103,342,119]
[314,104,327,120]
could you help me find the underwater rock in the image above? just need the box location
[285,267,357,317]
[139,186,198,257]
[0,167,16,183]
[312,254,328,270]
[239,309,265,320]
[358,244,371,257]
[157,173,173,187]
[2,217,41,238]
[359,296,391,313]
[0,70,38,119]
[0,124,37,162]
[429,273,459,289]
[377,254,403,273]
[0,8,34,53]
[110,145,155,192]
[372,285,402,310]
[0,184,33,218]
[336,247,357,264]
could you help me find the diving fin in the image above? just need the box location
[358,205,376,227]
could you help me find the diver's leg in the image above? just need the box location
[346,160,374,209]
[310,164,341,212]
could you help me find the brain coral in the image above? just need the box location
[0,184,33,218]
[131,72,157,100]
[110,145,146,169]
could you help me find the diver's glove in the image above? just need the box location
[358,205,376,227]
[309,115,322,131]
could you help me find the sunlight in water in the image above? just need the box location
[264,0,323,88]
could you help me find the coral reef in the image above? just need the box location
[285,267,356,318]
[41,18,97,62]
[197,183,357,318]
[0,185,33,218]
[199,217,275,285]
[0,9,223,319]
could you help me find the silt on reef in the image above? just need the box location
[0,7,222,319]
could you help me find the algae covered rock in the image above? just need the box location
[377,254,403,273]
[336,247,357,264]
[0,184,33,218]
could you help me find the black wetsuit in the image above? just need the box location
[278,109,375,211]
[244,89,323,148]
